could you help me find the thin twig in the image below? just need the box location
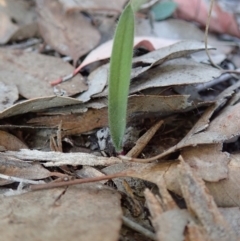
[204,0,221,70]
[122,216,156,240]
[30,172,130,191]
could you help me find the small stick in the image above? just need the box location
[30,172,129,191]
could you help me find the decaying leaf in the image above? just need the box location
[0,155,51,180]
[181,144,229,182]
[0,48,87,99]
[0,184,122,241]
[0,0,38,44]
[36,0,101,63]
[0,130,28,151]
[79,37,178,71]
[0,82,18,111]
[28,95,198,135]
[0,96,82,119]
[178,159,238,241]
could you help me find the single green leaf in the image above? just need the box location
[108,2,135,151]
[151,1,177,21]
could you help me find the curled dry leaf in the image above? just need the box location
[0,82,18,112]
[0,0,38,44]
[0,49,87,99]
[36,0,101,63]
[0,185,122,241]
[0,96,82,119]
[79,37,178,71]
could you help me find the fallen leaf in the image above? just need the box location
[0,184,122,241]
[0,96,82,119]
[93,41,218,98]
[129,58,221,94]
[79,37,178,71]
[0,48,87,99]
[0,155,51,180]
[0,82,18,111]
[0,130,28,151]
[220,207,240,238]
[178,159,238,241]
[36,0,101,63]
[28,95,197,135]
[0,0,38,44]
[181,144,229,182]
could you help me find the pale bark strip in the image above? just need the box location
[2,149,122,167]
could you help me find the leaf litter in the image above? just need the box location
[0,0,240,240]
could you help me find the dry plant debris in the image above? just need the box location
[0,0,240,240]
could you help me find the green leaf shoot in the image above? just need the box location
[108,2,135,152]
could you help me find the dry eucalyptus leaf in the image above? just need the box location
[145,187,191,241]
[86,40,214,99]
[0,48,87,99]
[206,153,240,207]
[181,144,230,182]
[0,130,28,151]
[0,82,18,111]
[220,208,240,238]
[0,0,38,44]
[58,0,127,13]
[28,95,196,135]
[0,155,51,180]
[129,58,222,94]
[0,184,122,241]
[79,37,178,71]
[0,96,82,119]
[36,0,101,63]
[178,160,238,241]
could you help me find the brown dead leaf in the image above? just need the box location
[144,184,191,241]
[0,0,38,44]
[0,184,122,241]
[178,159,238,241]
[129,58,222,94]
[0,155,51,180]
[0,48,87,99]
[0,130,28,151]
[220,207,240,238]
[58,0,127,13]
[181,144,229,182]
[174,0,240,38]
[28,95,196,135]
[0,96,82,119]
[36,0,101,63]
[0,81,18,111]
